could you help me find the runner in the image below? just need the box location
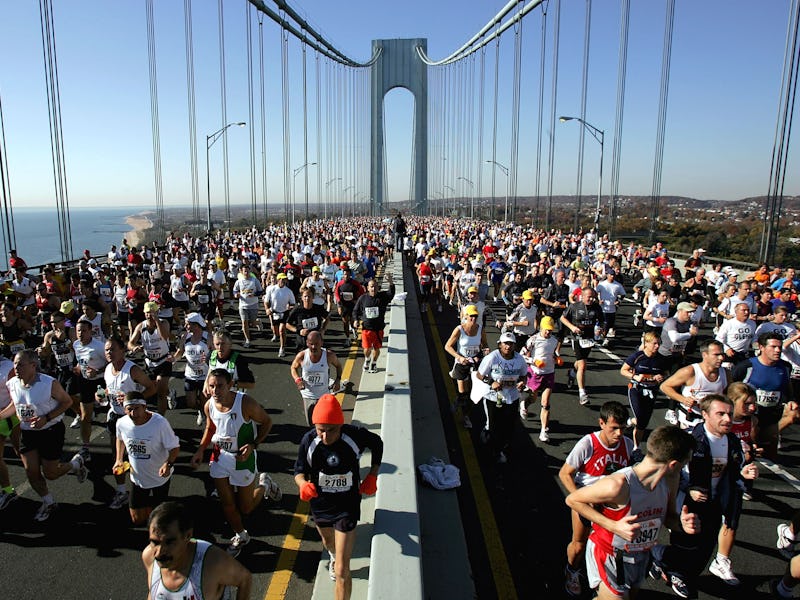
[72,318,108,461]
[207,329,256,392]
[114,392,180,524]
[559,401,634,597]
[565,425,699,600]
[286,287,329,352]
[129,302,173,414]
[191,368,281,557]
[444,304,489,429]
[290,331,344,426]
[0,350,88,522]
[352,274,395,374]
[172,312,211,426]
[560,287,605,405]
[264,273,296,357]
[294,393,383,599]
[0,353,19,510]
[521,315,558,441]
[333,267,364,346]
[143,501,253,599]
[232,263,262,348]
[620,332,667,451]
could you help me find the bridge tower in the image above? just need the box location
[370,39,428,216]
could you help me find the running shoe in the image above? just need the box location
[227,530,251,557]
[329,554,336,581]
[709,555,740,586]
[109,490,130,510]
[539,429,550,443]
[271,335,278,342]
[167,389,178,410]
[777,523,798,559]
[567,368,576,389]
[669,573,690,599]
[519,403,528,421]
[579,391,590,406]
[496,451,507,464]
[78,446,92,463]
[69,415,81,429]
[606,328,616,338]
[363,362,370,372]
[278,347,285,358]
[742,491,752,501]
[664,409,678,425]
[72,453,88,483]
[462,415,472,429]
[0,490,18,511]
[34,501,58,522]
[564,565,582,597]
[196,410,205,427]
[648,558,667,582]
[259,472,283,502]
[368,364,378,374]
[243,340,250,348]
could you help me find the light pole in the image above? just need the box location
[485,160,509,222]
[324,177,342,219]
[342,185,354,218]
[431,191,443,217]
[443,185,456,216]
[457,176,475,219]
[292,162,317,223]
[206,122,246,231]
[560,116,604,233]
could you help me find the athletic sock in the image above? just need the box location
[116,484,127,493]
[42,494,55,506]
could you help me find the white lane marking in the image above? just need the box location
[757,458,800,494]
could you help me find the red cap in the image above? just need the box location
[312,393,344,425]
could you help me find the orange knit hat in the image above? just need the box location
[312,393,344,425]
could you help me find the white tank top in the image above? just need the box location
[183,333,210,381]
[301,348,330,400]
[85,313,105,342]
[149,539,211,600]
[141,324,170,366]
[209,391,251,454]
[114,284,129,312]
[456,325,483,358]
[7,373,59,430]
[309,278,327,305]
[678,363,728,427]
[104,360,144,416]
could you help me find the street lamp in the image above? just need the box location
[292,161,317,222]
[342,185,354,218]
[324,177,342,219]
[560,116,604,233]
[457,176,475,218]
[206,121,246,231]
[485,160,509,222]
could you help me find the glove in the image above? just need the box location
[299,480,319,502]
[359,473,378,496]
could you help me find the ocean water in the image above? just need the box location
[2,206,151,269]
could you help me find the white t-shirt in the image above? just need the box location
[116,412,180,489]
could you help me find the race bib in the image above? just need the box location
[623,518,662,552]
[756,389,781,407]
[671,343,686,354]
[578,338,594,349]
[55,353,73,368]
[198,294,209,304]
[215,436,235,452]
[318,471,353,493]
[463,345,480,358]
[341,292,353,302]
[9,341,25,354]
[306,373,324,386]
[17,404,37,422]
[127,439,151,459]
[420,275,431,284]
[301,317,319,330]
[364,306,380,320]
[273,312,284,320]
[144,349,164,360]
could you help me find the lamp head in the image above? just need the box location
[559,116,573,123]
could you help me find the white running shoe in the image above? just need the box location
[709,555,740,586]
[278,347,286,358]
[196,410,205,427]
[34,501,58,522]
[167,389,178,410]
[71,453,88,483]
[227,530,251,557]
[777,523,798,559]
[519,403,528,421]
[259,472,283,502]
[539,429,550,442]
[69,415,81,429]
[665,409,678,425]
[578,391,590,406]
[243,340,250,348]
[271,335,277,342]
[109,490,130,510]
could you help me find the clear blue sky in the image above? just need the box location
[0,0,796,210]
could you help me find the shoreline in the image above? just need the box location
[124,212,154,248]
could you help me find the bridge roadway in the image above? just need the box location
[2,258,800,599]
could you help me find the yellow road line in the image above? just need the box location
[426,308,518,600]
[263,341,359,600]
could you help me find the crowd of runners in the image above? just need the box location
[2,214,800,598]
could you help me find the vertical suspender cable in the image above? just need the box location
[534,2,548,228]
[145,0,165,241]
[257,11,268,224]
[490,29,501,221]
[575,0,592,232]
[649,0,676,243]
[609,0,630,240]
[280,20,291,221]
[477,46,486,219]
[761,0,800,263]
[0,96,17,266]
[301,33,309,221]
[509,0,524,222]
[39,0,73,261]
[184,0,200,224]
[217,0,231,226]
[246,1,257,225]
[545,0,560,230]
[315,51,322,220]
[467,54,476,218]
